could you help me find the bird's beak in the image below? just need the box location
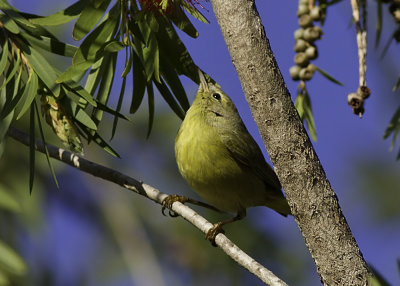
[198,69,209,93]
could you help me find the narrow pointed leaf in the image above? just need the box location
[29,104,35,194]
[0,49,21,91]
[154,78,185,119]
[160,57,189,111]
[383,107,400,139]
[111,76,126,140]
[16,72,38,120]
[315,66,343,86]
[130,51,146,113]
[104,40,125,52]
[77,122,119,157]
[393,76,400,92]
[30,0,86,26]
[182,2,209,24]
[72,4,119,65]
[20,32,77,57]
[92,52,117,126]
[34,101,58,188]
[0,35,9,76]
[146,82,154,138]
[0,14,20,34]
[73,0,111,40]
[170,4,198,38]
[21,44,60,96]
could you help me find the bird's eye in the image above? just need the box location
[212,93,221,101]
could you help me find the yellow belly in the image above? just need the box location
[175,116,269,213]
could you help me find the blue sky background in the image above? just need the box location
[5,0,400,285]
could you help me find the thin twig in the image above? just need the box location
[350,0,367,87]
[7,126,288,286]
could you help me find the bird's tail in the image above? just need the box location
[266,197,292,217]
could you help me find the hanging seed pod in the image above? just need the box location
[347,92,365,117]
[294,52,309,67]
[305,45,318,59]
[299,14,313,28]
[294,28,305,40]
[303,26,322,42]
[290,65,302,81]
[310,6,322,21]
[357,86,371,99]
[294,39,308,52]
[299,66,314,81]
[299,0,309,5]
[297,4,310,17]
[307,63,317,72]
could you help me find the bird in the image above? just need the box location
[164,70,291,245]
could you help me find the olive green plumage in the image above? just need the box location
[175,72,291,221]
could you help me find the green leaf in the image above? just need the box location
[16,72,39,120]
[170,4,199,38]
[64,81,97,107]
[130,51,146,114]
[111,75,126,140]
[72,3,119,65]
[0,47,21,91]
[160,57,189,111]
[0,185,20,212]
[34,100,59,188]
[0,64,22,120]
[84,57,104,95]
[92,53,117,126]
[21,44,61,96]
[73,0,111,40]
[0,240,26,275]
[143,33,160,82]
[29,104,35,194]
[147,82,154,138]
[76,122,119,157]
[56,61,92,83]
[182,1,209,24]
[393,76,400,92]
[383,107,400,140]
[104,40,125,53]
[295,90,316,141]
[156,16,198,82]
[121,49,132,78]
[0,0,37,30]
[20,32,77,57]
[30,0,86,26]
[0,13,20,34]
[0,33,9,76]
[368,264,390,286]
[315,66,343,86]
[0,87,13,146]
[63,96,97,130]
[154,77,185,120]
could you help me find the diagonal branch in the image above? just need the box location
[209,0,371,284]
[7,126,288,286]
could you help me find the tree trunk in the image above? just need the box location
[209,0,371,284]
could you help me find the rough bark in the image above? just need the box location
[210,0,371,285]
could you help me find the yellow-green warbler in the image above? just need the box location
[165,71,291,244]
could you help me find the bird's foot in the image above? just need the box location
[206,222,225,247]
[161,195,189,217]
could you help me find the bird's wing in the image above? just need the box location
[218,124,282,191]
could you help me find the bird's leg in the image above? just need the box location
[161,194,221,217]
[206,209,246,247]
